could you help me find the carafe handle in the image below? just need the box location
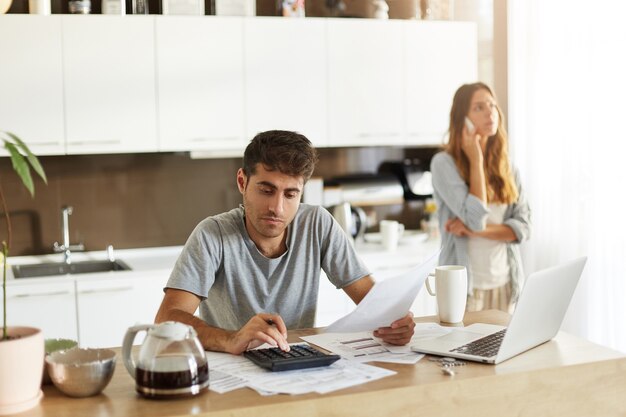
[122,324,152,380]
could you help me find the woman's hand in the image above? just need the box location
[445,218,473,237]
[461,123,483,164]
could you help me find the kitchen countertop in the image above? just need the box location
[6,233,441,283]
[5,246,184,283]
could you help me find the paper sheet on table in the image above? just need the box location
[325,250,440,333]
[383,322,454,353]
[302,323,451,363]
[205,343,396,395]
[302,331,424,364]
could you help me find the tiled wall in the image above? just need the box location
[0,146,436,256]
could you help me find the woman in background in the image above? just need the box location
[430,82,531,313]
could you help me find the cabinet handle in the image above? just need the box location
[68,140,121,145]
[374,263,419,271]
[357,132,400,138]
[188,136,238,142]
[79,286,133,295]
[10,291,72,299]
[32,141,63,146]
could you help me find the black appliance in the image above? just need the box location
[378,159,433,201]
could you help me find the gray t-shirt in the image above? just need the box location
[166,204,370,330]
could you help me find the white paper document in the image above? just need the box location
[205,343,396,395]
[325,250,440,333]
[301,332,421,363]
[302,323,452,363]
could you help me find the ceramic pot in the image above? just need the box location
[0,327,44,415]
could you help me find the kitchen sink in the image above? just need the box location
[12,260,131,279]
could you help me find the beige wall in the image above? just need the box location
[1,146,434,256]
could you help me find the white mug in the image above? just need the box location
[426,265,467,324]
[29,0,51,14]
[380,220,404,251]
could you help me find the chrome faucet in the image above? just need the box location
[53,205,85,264]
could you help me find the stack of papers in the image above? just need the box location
[206,345,396,396]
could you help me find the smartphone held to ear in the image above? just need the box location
[464,117,475,134]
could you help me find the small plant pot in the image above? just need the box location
[0,327,44,415]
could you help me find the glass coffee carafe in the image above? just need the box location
[122,321,208,398]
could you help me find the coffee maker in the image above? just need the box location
[378,159,433,201]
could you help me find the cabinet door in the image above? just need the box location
[0,16,65,156]
[62,15,158,154]
[367,263,437,318]
[315,271,354,327]
[156,16,245,152]
[327,19,404,147]
[76,274,166,348]
[2,280,78,340]
[244,17,327,147]
[405,22,478,146]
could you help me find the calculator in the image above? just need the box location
[244,343,341,372]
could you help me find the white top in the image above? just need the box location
[468,203,510,290]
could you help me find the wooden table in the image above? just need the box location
[24,310,626,417]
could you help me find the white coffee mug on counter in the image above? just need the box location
[379,220,404,251]
[426,265,468,324]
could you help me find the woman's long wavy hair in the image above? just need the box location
[446,82,518,204]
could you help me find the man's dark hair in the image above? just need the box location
[242,130,319,182]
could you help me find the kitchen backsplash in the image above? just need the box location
[0,146,437,256]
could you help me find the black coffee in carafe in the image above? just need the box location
[135,356,209,398]
[123,322,210,399]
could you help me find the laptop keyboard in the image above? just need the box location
[450,329,507,358]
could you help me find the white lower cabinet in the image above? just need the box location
[316,244,439,327]
[315,272,355,327]
[367,262,437,318]
[76,274,166,348]
[1,279,78,341]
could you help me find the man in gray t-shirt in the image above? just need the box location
[155,130,416,354]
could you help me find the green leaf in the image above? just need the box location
[6,132,47,185]
[4,141,34,197]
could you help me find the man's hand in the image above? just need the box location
[227,313,289,355]
[373,312,415,346]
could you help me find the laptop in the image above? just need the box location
[411,257,587,364]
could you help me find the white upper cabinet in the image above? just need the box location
[327,19,404,147]
[157,16,245,152]
[0,16,65,155]
[62,15,158,154]
[405,22,478,146]
[244,17,327,147]
[0,16,477,155]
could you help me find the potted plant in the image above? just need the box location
[0,131,48,415]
